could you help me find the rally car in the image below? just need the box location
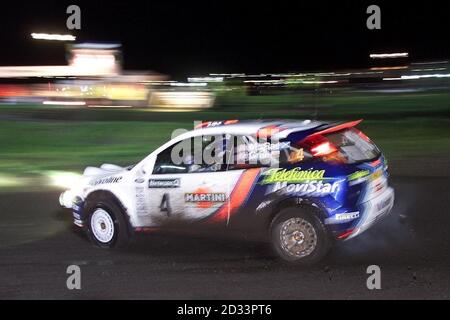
[59,119,394,264]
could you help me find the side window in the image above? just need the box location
[152,139,190,174]
[152,135,227,174]
[226,135,275,170]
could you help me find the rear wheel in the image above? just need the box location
[85,194,131,248]
[270,207,331,265]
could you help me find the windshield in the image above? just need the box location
[324,128,381,163]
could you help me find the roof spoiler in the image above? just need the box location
[311,119,363,136]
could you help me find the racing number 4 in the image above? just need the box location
[160,193,172,217]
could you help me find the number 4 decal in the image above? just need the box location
[160,193,171,217]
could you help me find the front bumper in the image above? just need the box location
[59,190,85,227]
[344,186,395,240]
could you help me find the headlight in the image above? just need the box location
[59,190,74,208]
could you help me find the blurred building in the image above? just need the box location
[0,43,169,107]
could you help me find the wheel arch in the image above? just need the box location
[266,196,329,233]
[84,189,134,234]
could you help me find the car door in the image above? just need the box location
[144,134,243,225]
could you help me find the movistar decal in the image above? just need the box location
[261,167,329,185]
[272,180,340,196]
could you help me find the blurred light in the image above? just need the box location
[71,53,116,72]
[370,66,408,71]
[411,61,448,65]
[209,73,245,77]
[151,91,215,109]
[411,68,446,72]
[188,77,223,83]
[46,171,82,189]
[311,142,338,157]
[383,73,450,81]
[72,43,121,49]
[301,80,339,84]
[59,190,75,208]
[88,105,132,108]
[170,82,207,87]
[244,80,284,85]
[0,174,23,188]
[31,33,76,41]
[369,52,409,59]
[43,101,86,106]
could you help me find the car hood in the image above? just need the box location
[83,163,126,178]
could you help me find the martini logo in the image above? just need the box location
[185,188,226,208]
[261,167,327,185]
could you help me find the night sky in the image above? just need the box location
[0,1,450,78]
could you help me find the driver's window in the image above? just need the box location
[152,135,227,174]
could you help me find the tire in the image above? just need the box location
[270,206,331,265]
[84,194,131,248]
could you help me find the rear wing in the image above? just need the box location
[311,119,363,137]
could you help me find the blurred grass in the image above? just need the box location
[0,121,189,174]
[3,91,450,121]
[1,90,450,175]
[0,118,449,175]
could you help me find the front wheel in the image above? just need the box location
[85,195,131,248]
[270,207,331,265]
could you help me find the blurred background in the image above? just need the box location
[1,0,450,190]
[2,1,450,300]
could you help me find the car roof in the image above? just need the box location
[138,119,333,165]
[191,119,327,137]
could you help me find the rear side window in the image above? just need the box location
[323,128,380,163]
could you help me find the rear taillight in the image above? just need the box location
[310,141,338,157]
[299,135,338,158]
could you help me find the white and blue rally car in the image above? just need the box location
[59,119,394,264]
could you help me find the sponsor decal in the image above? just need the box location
[185,187,226,209]
[272,180,341,196]
[348,170,370,181]
[148,178,180,188]
[90,176,122,186]
[335,211,360,220]
[261,167,343,197]
[370,169,383,181]
[288,148,304,163]
[325,211,360,224]
[135,186,147,216]
[261,167,328,185]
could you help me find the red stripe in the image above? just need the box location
[207,168,260,223]
[337,228,356,239]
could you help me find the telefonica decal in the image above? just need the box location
[261,167,329,185]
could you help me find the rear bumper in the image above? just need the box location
[344,186,395,240]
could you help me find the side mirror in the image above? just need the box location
[141,158,155,175]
